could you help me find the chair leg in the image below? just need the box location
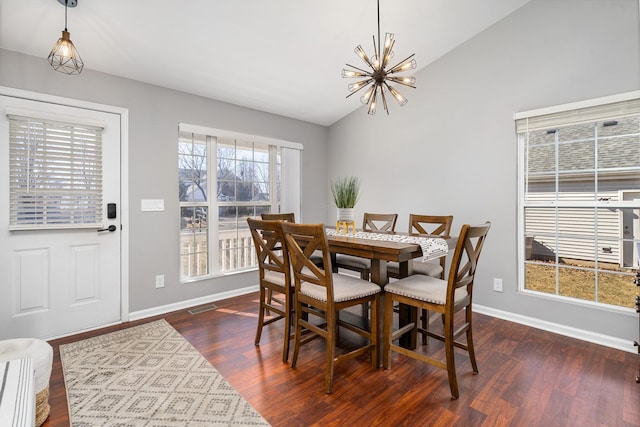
[466,306,478,374]
[421,309,428,345]
[361,302,369,319]
[255,287,266,346]
[383,295,394,369]
[265,288,273,316]
[282,291,291,363]
[291,300,303,369]
[370,295,379,368]
[325,312,337,394]
[444,315,459,400]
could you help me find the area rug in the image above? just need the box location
[60,319,270,426]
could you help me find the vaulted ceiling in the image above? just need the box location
[0,0,531,125]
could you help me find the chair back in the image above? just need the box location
[280,222,334,303]
[247,218,291,282]
[363,213,398,233]
[261,212,295,222]
[409,214,453,237]
[446,222,491,307]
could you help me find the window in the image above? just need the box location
[516,93,640,309]
[178,124,301,281]
[8,114,103,230]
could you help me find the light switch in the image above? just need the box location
[141,199,164,212]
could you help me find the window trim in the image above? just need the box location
[515,90,640,312]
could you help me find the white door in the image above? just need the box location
[0,95,122,339]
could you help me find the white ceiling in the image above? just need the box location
[0,0,530,126]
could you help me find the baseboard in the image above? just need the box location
[474,304,636,354]
[128,285,259,321]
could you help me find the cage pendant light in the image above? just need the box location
[342,0,416,115]
[48,0,84,75]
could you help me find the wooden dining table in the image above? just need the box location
[324,229,457,352]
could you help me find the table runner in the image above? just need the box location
[326,229,448,262]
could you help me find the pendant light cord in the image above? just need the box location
[377,0,381,60]
[64,0,68,31]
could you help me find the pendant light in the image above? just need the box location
[48,0,84,75]
[342,0,416,115]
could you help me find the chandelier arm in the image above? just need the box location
[381,38,395,69]
[387,53,416,74]
[372,35,378,67]
[387,77,417,88]
[345,63,373,75]
[355,46,376,69]
[345,80,374,99]
[380,85,390,114]
[367,84,379,114]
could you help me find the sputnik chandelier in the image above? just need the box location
[342,0,416,115]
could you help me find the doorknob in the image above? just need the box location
[97,225,117,232]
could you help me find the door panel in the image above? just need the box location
[0,95,121,339]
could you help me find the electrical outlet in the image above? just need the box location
[493,278,503,292]
[155,274,165,289]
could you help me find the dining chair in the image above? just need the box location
[247,218,294,363]
[259,213,296,313]
[387,214,454,280]
[261,212,295,222]
[280,222,381,394]
[387,214,454,343]
[335,213,398,280]
[383,222,491,400]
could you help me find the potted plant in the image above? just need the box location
[330,176,360,227]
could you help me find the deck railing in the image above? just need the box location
[181,230,257,278]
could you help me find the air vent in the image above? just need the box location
[188,303,218,315]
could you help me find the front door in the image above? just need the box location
[0,95,122,339]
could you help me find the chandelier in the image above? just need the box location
[48,0,84,75]
[342,0,416,115]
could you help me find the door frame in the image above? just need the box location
[0,86,130,334]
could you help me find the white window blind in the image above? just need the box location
[515,97,640,133]
[8,114,103,230]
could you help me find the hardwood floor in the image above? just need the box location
[42,292,640,426]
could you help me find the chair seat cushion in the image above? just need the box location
[264,270,287,287]
[335,254,370,270]
[384,275,467,305]
[300,273,380,303]
[387,260,443,278]
[412,261,443,277]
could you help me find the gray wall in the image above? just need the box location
[328,0,640,344]
[0,48,328,313]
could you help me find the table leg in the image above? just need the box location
[370,259,388,367]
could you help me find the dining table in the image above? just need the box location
[324,228,457,353]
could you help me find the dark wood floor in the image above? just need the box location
[42,291,640,427]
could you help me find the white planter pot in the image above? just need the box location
[337,208,355,222]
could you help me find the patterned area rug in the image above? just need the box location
[60,319,270,426]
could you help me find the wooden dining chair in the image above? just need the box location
[259,213,296,312]
[247,218,294,363]
[387,214,454,280]
[335,213,398,280]
[261,212,295,222]
[280,222,381,394]
[383,222,491,400]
